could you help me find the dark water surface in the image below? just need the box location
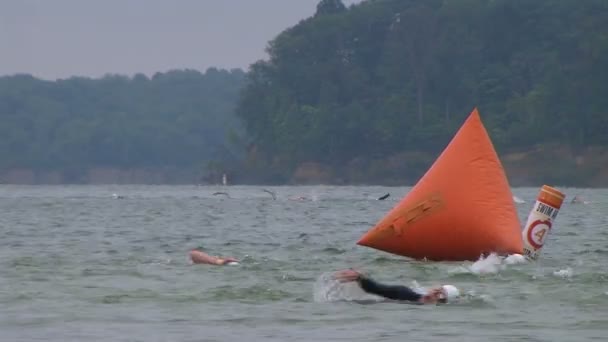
[0,185,606,341]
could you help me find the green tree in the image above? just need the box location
[236,0,608,184]
[316,0,347,16]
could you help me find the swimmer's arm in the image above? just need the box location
[357,276,422,302]
[216,257,239,265]
[190,250,231,265]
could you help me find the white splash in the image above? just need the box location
[513,195,526,204]
[313,272,380,303]
[504,254,527,265]
[552,267,573,279]
[449,253,529,275]
[469,254,506,274]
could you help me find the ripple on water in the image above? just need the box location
[1,185,607,342]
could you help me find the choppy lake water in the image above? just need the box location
[0,185,606,341]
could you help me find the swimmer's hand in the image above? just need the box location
[218,257,239,265]
[333,269,364,283]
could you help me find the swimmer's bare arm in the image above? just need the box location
[190,250,238,265]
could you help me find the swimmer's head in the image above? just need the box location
[439,285,460,303]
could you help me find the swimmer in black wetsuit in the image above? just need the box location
[334,269,458,304]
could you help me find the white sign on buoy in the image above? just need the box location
[522,185,565,260]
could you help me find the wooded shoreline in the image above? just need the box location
[3,144,606,187]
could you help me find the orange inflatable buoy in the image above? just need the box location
[357,108,523,261]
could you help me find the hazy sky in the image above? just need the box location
[1,0,363,80]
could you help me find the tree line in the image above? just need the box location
[0,68,245,180]
[1,0,607,184]
[236,0,608,183]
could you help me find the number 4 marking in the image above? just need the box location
[534,228,546,243]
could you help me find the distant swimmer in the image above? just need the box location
[263,189,277,200]
[571,195,589,204]
[212,192,231,198]
[333,269,459,304]
[377,193,390,200]
[189,248,239,266]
